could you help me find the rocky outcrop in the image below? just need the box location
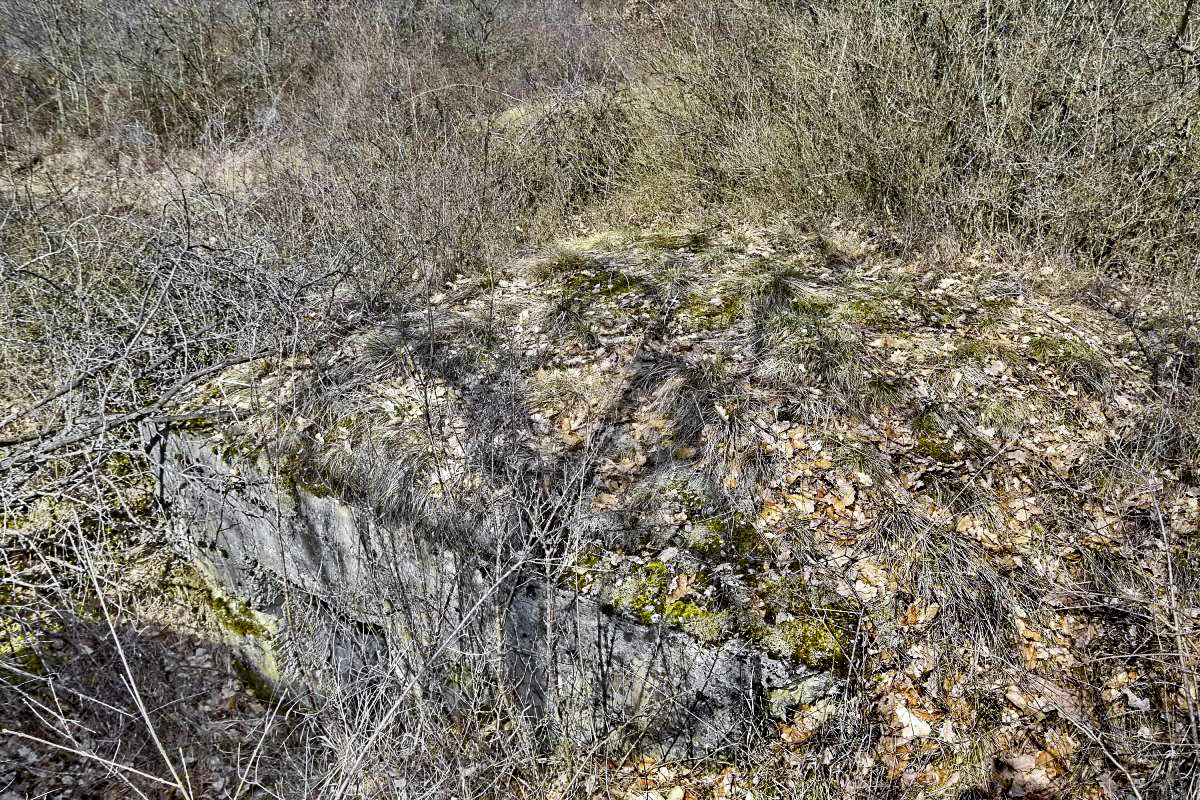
[151,422,830,757]
[149,226,1185,790]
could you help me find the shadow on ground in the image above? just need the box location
[1,618,303,800]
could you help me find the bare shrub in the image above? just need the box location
[3,0,1200,797]
[606,0,1200,283]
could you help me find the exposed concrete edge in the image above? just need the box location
[147,422,836,756]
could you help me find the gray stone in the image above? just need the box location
[148,425,827,756]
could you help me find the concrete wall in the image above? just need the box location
[150,425,832,757]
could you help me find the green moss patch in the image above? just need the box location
[679,292,744,331]
[663,601,730,643]
[172,567,271,640]
[609,559,730,641]
[916,434,959,463]
[275,449,337,499]
[563,266,651,298]
[702,512,764,557]
[759,618,846,671]
[613,559,670,622]
[0,629,47,682]
[206,589,270,639]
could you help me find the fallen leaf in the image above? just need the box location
[893,704,932,739]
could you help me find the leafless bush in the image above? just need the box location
[607,0,1200,283]
[3,0,1200,797]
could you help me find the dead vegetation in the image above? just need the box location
[2,0,1199,797]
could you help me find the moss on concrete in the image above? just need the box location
[687,528,725,560]
[613,559,669,622]
[171,564,270,640]
[663,600,729,643]
[274,449,336,499]
[169,564,287,703]
[231,655,283,704]
[759,617,846,671]
[205,587,270,639]
[568,545,603,590]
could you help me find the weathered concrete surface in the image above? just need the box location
[149,426,831,756]
[506,583,829,754]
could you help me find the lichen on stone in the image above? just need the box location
[663,600,729,643]
[759,617,846,671]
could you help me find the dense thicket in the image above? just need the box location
[3,0,1196,279]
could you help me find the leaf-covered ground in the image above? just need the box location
[178,226,1200,797]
